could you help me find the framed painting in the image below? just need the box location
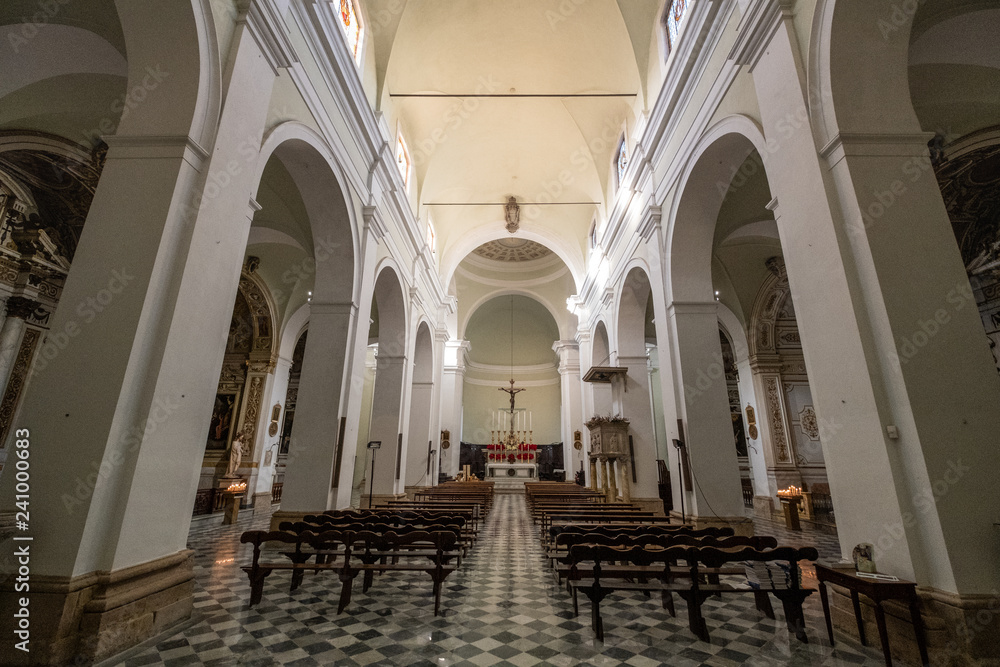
[207,391,240,451]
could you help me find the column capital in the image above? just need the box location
[237,0,299,73]
[102,134,209,170]
[5,296,37,320]
[552,339,580,356]
[309,301,358,317]
[820,132,936,169]
[728,0,794,69]
[667,301,718,318]
[637,206,661,244]
[362,205,388,243]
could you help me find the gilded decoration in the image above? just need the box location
[240,375,264,457]
[799,405,820,440]
[0,138,104,263]
[764,376,790,462]
[0,328,40,444]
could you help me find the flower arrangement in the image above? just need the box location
[585,414,630,428]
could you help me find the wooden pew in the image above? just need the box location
[240,528,461,616]
[568,543,818,642]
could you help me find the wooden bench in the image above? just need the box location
[240,528,461,615]
[568,543,818,642]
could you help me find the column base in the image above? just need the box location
[0,550,194,666]
[827,584,1000,666]
[669,511,755,536]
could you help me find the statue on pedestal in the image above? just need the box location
[225,430,248,478]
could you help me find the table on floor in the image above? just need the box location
[815,563,929,667]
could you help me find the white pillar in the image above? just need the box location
[739,5,1000,590]
[553,340,583,480]
[667,302,746,520]
[280,302,358,510]
[368,354,406,498]
[440,339,469,477]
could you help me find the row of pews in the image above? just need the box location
[239,482,492,616]
[526,482,819,643]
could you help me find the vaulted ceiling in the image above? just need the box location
[368,0,660,286]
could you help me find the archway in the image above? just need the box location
[363,265,408,504]
[612,266,663,506]
[809,0,1000,612]
[259,133,358,513]
[461,294,563,480]
[403,322,436,490]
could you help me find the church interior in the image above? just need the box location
[0,0,999,665]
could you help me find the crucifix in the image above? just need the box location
[499,378,525,413]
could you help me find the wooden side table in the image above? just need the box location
[814,563,929,667]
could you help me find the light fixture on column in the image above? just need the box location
[504,196,520,234]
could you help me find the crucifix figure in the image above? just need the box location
[499,378,525,413]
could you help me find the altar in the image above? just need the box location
[486,462,536,491]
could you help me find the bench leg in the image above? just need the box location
[579,586,610,642]
[754,590,775,619]
[677,590,711,642]
[246,567,273,607]
[774,590,811,643]
[661,590,676,617]
[337,570,357,614]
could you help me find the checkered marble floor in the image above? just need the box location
[105,496,892,667]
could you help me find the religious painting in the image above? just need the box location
[207,391,240,451]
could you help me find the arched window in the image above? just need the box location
[662,0,688,56]
[337,0,364,64]
[396,131,410,187]
[616,137,628,186]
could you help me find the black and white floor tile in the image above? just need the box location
[105,495,891,666]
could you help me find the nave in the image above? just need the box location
[109,495,885,667]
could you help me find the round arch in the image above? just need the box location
[278,303,311,362]
[254,123,359,305]
[666,115,769,304]
[114,0,221,148]
[616,264,653,358]
[592,318,612,367]
[441,227,585,292]
[460,288,568,341]
[372,261,409,359]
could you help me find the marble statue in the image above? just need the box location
[225,431,247,478]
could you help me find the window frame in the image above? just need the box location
[661,0,689,58]
[336,0,365,66]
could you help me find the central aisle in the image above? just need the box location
[112,493,884,666]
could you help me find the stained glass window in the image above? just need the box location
[663,0,688,55]
[338,0,363,64]
[396,131,410,186]
[616,138,628,185]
